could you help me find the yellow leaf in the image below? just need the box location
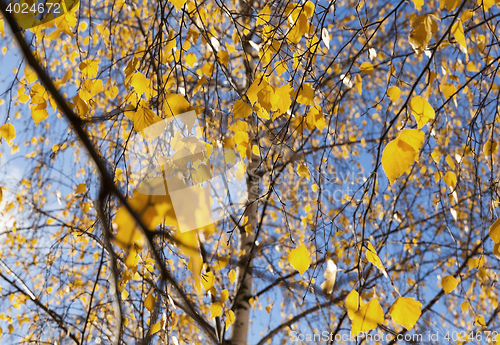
[121,289,129,300]
[193,76,207,96]
[131,72,149,96]
[125,247,140,269]
[360,62,374,75]
[288,12,309,44]
[150,321,161,334]
[441,83,457,99]
[214,257,228,271]
[24,65,38,84]
[257,85,275,112]
[144,292,156,312]
[382,129,425,184]
[445,155,456,170]
[297,164,310,180]
[18,94,29,103]
[252,145,260,156]
[185,53,197,68]
[266,303,274,313]
[246,78,266,105]
[164,93,191,117]
[254,103,270,120]
[475,315,486,326]
[461,9,475,22]
[210,302,223,319]
[387,86,401,102]
[441,275,458,294]
[483,139,498,156]
[225,310,235,330]
[220,289,229,304]
[408,15,438,55]
[440,0,460,11]
[460,301,469,314]
[200,62,214,76]
[31,103,49,125]
[288,243,310,276]
[489,217,500,244]
[76,184,86,194]
[79,59,99,78]
[302,1,315,18]
[233,100,253,119]
[412,0,423,9]
[365,242,385,271]
[493,243,500,259]
[354,74,362,95]
[0,124,15,143]
[295,83,315,106]
[217,50,229,66]
[169,0,187,11]
[103,83,118,99]
[274,84,293,114]
[443,171,457,189]
[409,96,435,129]
[482,0,495,11]
[256,5,271,26]
[0,187,3,203]
[306,106,326,132]
[451,20,467,56]
[275,60,287,76]
[202,271,215,290]
[126,100,163,133]
[229,269,236,286]
[389,297,422,330]
[351,299,385,336]
[113,190,178,250]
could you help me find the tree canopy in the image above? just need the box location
[1,0,500,343]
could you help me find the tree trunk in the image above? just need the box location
[230,142,260,344]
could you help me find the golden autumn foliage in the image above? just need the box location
[1,0,500,343]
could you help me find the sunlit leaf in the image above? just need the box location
[145,292,156,312]
[0,124,15,143]
[382,129,425,184]
[295,83,315,106]
[408,15,438,55]
[131,72,149,96]
[76,184,86,194]
[79,59,99,78]
[483,139,498,156]
[225,310,235,330]
[210,302,223,318]
[441,275,458,294]
[150,321,161,334]
[256,4,271,26]
[351,299,384,336]
[297,164,310,180]
[443,171,457,190]
[233,100,253,119]
[202,271,215,290]
[389,297,422,330]
[412,0,423,9]
[288,243,310,276]
[451,20,467,56]
[489,217,500,244]
[409,96,435,129]
[360,62,374,75]
[387,86,401,102]
[164,93,191,118]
